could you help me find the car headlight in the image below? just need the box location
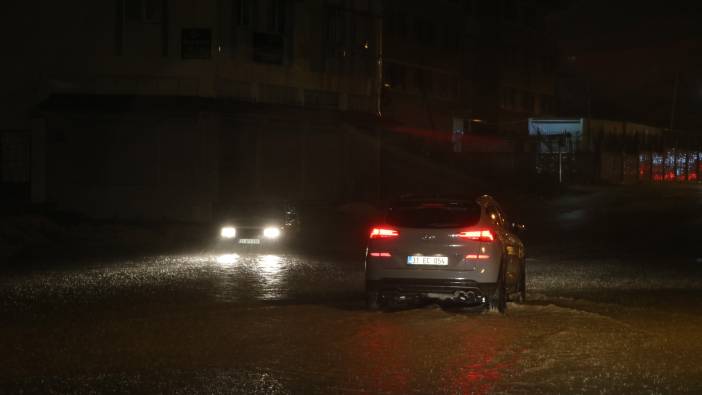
[221,226,237,239]
[263,227,281,239]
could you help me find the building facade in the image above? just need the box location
[13,0,385,220]
[2,0,561,220]
[379,0,559,155]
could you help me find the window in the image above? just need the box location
[326,7,346,47]
[181,29,212,59]
[267,0,286,34]
[253,32,285,64]
[235,0,288,33]
[322,5,374,73]
[387,204,482,229]
[250,0,290,64]
[125,0,163,23]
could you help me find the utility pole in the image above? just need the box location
[375,4,383,118]
[373,1,383,201]
[670,70,680,181]
[670,70,680,132]
[586,78,592,119]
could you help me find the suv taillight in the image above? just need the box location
[458,229,494,242]
[370,227,399,239]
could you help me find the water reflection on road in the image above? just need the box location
[204,251,365,304]
[0,251,365,311]
[2,249,702,393]
[211,253,288,301]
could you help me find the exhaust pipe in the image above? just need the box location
[454,291,478,304]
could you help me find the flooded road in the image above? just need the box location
[2,185,702,393]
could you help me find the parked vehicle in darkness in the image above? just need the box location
[217,201,300,249]
[365,195,526,312]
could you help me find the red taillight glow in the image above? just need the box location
[458,229,494,242]
[370,227,399,239]
[466,254,490,260]
[369,252,392,258]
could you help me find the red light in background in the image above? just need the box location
[369,252,392,257]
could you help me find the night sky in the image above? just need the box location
[554,0,702,130]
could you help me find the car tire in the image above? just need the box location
[489,263,507,313]
[366,291,380,311]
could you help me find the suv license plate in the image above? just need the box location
[407,256,448,265]
[239,238,261,245]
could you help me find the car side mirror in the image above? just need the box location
[512,222,526,233]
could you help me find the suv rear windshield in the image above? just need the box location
[386,203,481,228]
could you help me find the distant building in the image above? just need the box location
[529,118,702,184]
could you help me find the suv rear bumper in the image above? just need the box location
[366,278,497,297]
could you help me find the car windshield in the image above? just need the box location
[386,204,481,228]
[224,203,287,220]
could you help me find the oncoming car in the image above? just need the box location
[365,195,526,312]
[217,201,300,249]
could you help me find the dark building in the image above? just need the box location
[380,0,559,147]
[2,0,560,220]
[6,0,383,220]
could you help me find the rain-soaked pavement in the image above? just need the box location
[2,185,702,393]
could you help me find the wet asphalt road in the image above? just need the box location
[2,185,702,394]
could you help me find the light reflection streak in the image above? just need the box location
[216,254,240,267]
[257,254,284,299]
[258,254,283,274]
